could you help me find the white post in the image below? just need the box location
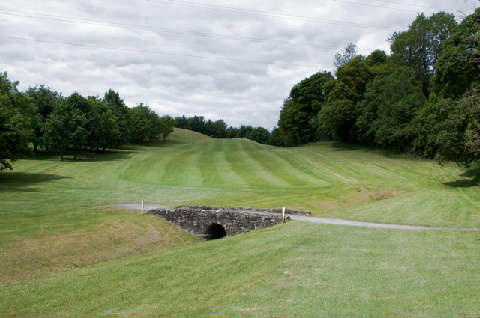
[142,200,144,213]
[282,206,286,223]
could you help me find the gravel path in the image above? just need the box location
[288,215,479,232]
[116,204,479,232]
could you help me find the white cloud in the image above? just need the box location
[0,0,477,129]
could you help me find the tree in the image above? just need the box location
[190,116,206,134]
[158,116,174,140]
[246,127,271,144]
[433,8,480,98]
[104,89,130,144]
[211,120,228,138]
[278,99,306,146]
[445,86,480,163]
[87,97,120,151]
[318,57,372,142]
[45,98,88,161]
[237,125,254,139]
[332,56,372,103]
[226,126,239,138]
[355,68,425,149]
[366,50,388,66]
[412,86,480,162]
[270,127,284,146]
[334,42,357,67]
[318,99,356,142]
[26,86,59,152]
[465,119,480,161]
[128,104,162,144]
[390,12,457,94]
[0,73,32,170]
[68,93,92,158]
[277,71,333,146]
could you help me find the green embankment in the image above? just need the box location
[1,223,479,316]
[0,128,479,316]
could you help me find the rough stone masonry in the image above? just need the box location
[148,206,311,238]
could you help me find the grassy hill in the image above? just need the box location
[0,128,479,316]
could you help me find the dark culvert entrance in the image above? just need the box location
[206,223,226,240]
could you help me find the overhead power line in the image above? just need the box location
[154,0,440,21]
[0,7,382,53]
[4,35,344,70]
[2,0,450,49]
[0,7,382,51]
[325,0,432,13]
[0,8,289,44]
[154,0,374,28]
[0,5,374,32]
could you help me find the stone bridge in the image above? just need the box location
[148,206,310,239]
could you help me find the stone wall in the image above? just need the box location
[176,206,311,216]
[148,206,293,237]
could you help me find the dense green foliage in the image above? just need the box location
[433,9,480,98]
[25,86,58,153]
[129,104,171,144]
[0,73,32,170]
[356,67,425,149]
[174,115,272,144]
[0,76,174,165]
[277,71,333,146]
[390,12,457,93]
[276,8,480,165]
[413,87,480,162]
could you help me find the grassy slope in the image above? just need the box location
[121,130,480,228]
[0,210,196,283]
[1,128,479,315]
[1,222,479,317]
[2,128,478,245]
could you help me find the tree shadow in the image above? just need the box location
[0,172,70,192]
[16,149,138,163]
[142,139,185,147]
[443,179,479,188]
[60,150,137,162]
[329,141,414,160]
[444,166,480,188]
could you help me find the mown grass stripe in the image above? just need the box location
[224,139,289,188]
[241,141,325,188]
[214,139,249,189]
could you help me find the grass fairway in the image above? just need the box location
[1,128,479,316]
[1,222,479,317]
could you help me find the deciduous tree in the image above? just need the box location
[0,73,32,170]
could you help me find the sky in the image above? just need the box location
[0,0,477,129]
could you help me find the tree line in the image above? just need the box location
[173,116,272,145]
[0,76,174,169]
[277,8,480,164]
[2,8,478,170]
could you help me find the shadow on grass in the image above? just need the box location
[328,141,416,160]
[444,166,480,188]
[16,149,138,162]
[60,142,179,161]
[60,150,137,162]
[444,179,479,188]
[0,172,70,192]
[146,139,186,147]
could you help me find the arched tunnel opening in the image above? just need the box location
[206,223,226,240]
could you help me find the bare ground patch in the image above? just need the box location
[307,187,400,214]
